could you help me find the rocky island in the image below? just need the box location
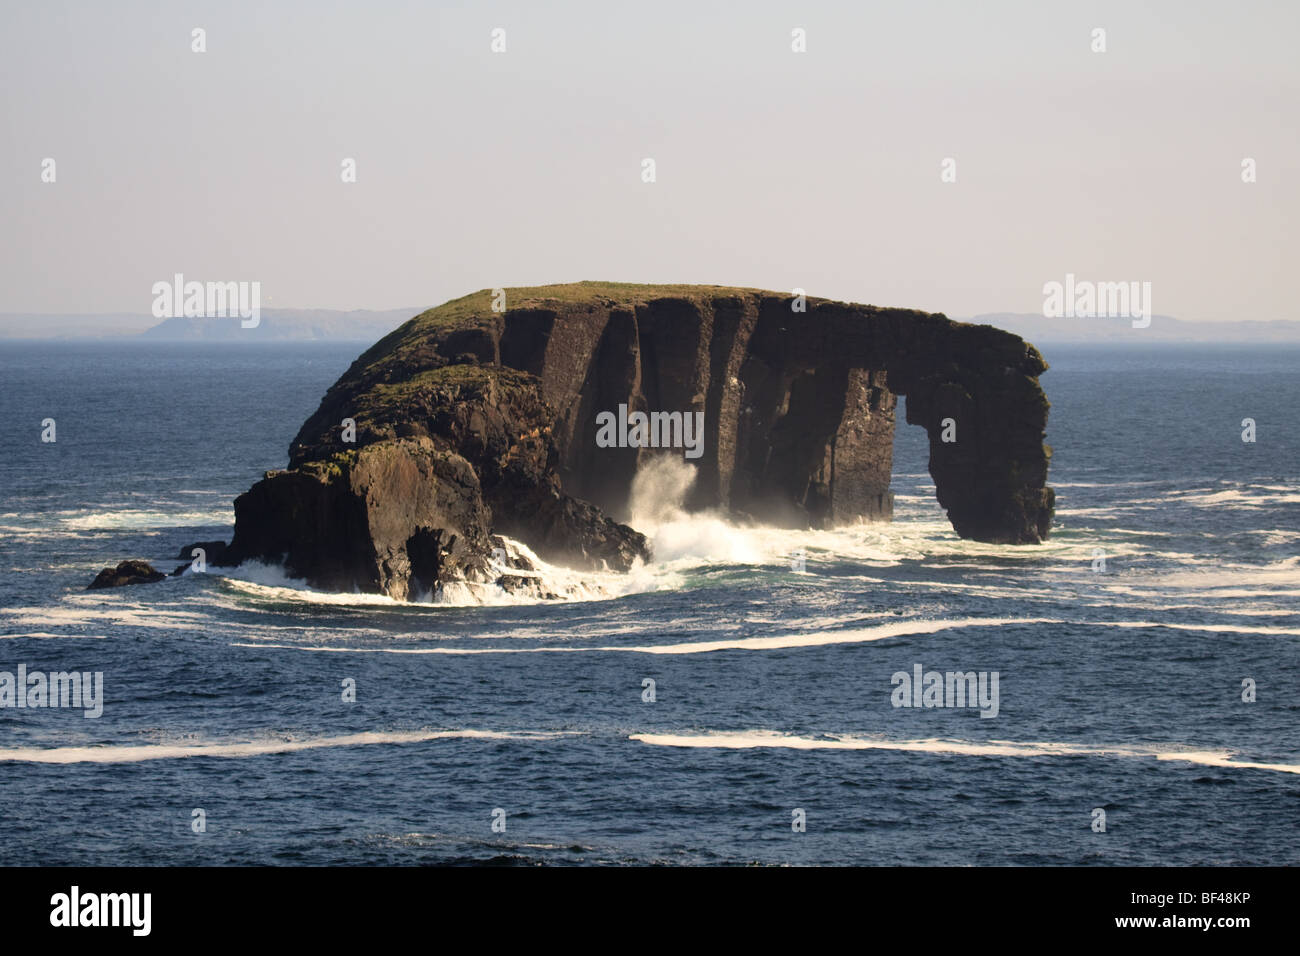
[179,282,1054,599]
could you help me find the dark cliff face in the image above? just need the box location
[226,282,1054,598]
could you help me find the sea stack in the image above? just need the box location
[214,283,1054,598]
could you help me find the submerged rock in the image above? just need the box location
[88,560,166,589]
[214,282,1054,598]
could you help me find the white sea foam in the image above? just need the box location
[622,456,1122,576]
[629,731,1300,775]
[59,508,232,531]
[229,612,1300,657]
[0,602,208,631]
[231,616,1055,655]
[627,455,769,565]
[0,729,577,764]
[614,616,1056,654]
[1051,480,1170,489]
[43,458,1291,618]
[0,502,230,542]
[0,632,105,640]
[1096,482,1300,513]
[1170,488,1300,510]
[219,548,667,609]
[205,457,927,610]
[1088,619,1300,637]
[1099,559,1300,603]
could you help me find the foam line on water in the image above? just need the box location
[228,614,1300,657]
[0,632,106,640]
[1093,619,1300,637]
[1,604,211,631]
[231,617,1058,655]
[0,729,578,764]
[629,731,1300,775]
[57,508,233,531]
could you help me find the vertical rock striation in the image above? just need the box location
[218,283,1054,598]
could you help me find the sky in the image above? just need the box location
[2,0,1297,322]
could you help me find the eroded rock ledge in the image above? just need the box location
[212,282,1054,598]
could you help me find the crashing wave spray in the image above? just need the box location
[627,454,766,565]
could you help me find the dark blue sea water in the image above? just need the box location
[1,342,1297,865]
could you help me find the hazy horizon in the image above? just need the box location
[5,298,1300,344]
[3,1,1297,323]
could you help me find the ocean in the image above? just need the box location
[1,341,1296,865]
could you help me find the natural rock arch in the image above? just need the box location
[494,287,1055,543]
[224,283,1054,598]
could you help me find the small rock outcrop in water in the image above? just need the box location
[174,540,235,563]
[88,560,166,589]
[214,283,1053,598]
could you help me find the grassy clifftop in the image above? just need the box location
[352,281,916,378]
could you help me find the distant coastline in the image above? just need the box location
[0,306,1297,344]
[0,308,418,342]
[964,312,1300,344]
